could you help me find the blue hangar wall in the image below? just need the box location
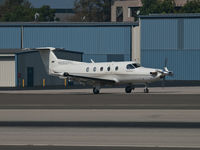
[140,14,200,80]
[0,23,137,62]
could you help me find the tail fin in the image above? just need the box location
[36,47,57,75]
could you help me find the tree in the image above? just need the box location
[0,0,58,22]
[37,5,56,22]
[71,0,112,22]
[181,0,200,13]
[160,0,175,14]
[0,0,35,21]
[140,0,160,15]
[140,0,175,15]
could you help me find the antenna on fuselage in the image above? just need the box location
[91,59,95,63]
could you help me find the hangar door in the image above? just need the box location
[0,56,15,87]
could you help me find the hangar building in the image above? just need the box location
[16,49,83,87]
[1,14,200,87]
[0,22,139,87]
[140,13,200,81]
[0,49,82,87]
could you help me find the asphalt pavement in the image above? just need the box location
[0,92,199,109]
[0,127,199,147]
[0,146,199,150]
[0,87,200,149]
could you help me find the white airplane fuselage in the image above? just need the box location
[36,47,173,94]
[53,60,162,84]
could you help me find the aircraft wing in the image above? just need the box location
[63,73,117,85]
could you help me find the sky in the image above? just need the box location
[0,0,5,5]
[28,0,76,9]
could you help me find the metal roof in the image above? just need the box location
[140,13,200,19]
[0,22,138,27]
[16,48,83,55]
[0,49,23,54]
[0,48,83,55]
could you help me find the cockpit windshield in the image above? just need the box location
[132,63,141,68]
[126,64,135,69]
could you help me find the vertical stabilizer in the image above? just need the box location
[36,47,57,75]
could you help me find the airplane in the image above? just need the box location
[35,47,173,94]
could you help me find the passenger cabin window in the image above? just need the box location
[93,67,96,72]
[107,66,111,71]
[132,63,141,68]
[115,66,119,71]
[126,64,135,69]
[100,67,103,71]
[86,67,89,72]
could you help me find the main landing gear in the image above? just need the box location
[125,84,150,94]
[125,85,135,93]
[93,87,100,94]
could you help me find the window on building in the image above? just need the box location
[116,7,123,22]
[86,67,89,72]
[100,67,103,71]
[128,7,139,21]
[126,64,135,69]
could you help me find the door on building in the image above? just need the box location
[0,56,15,87]
[27,67,34,87]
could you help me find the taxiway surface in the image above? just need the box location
[0,87,200,149]
[0,127,200,147]
[0,87,200,109]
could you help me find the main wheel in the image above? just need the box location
[125,86,132,93]
[93,88,100,94]
[144,88,149,93]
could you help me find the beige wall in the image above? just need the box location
[111,0,142,22]
[132,26,140,63]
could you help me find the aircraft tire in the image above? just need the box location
[144,88,149,93]
[93,88,100,94]
[125,86,132,93]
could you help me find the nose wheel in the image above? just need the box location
[144,88,149,93]
[144,83,149,93]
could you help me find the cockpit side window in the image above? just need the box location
[126,64,135,69]
[132,63,141,68]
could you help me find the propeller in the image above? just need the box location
[154,58,173,87]
[151,58,174,87]
[162,58,170,87]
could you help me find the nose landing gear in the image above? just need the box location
[144,84,149,93]
[144,88,149,93]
